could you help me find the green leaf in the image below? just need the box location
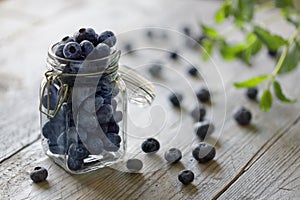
[220,41,246,60]
[253,25,287,52]
[260,89,273,111]
[238,33,263,65]
[234,75,270,88]
[201,38,214,61]
[201,25,221,40]
[273,81,296,103]
[215,1,231,24]
[231,0,255,25]
[278,42,300,74]
[275,0,292,8]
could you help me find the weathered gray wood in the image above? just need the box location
[218,121,300,200]
[1,0,300,199]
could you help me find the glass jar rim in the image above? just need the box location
[48,42,120,64]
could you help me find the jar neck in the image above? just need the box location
[46,43,121,80]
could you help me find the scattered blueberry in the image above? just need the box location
[124,43,133,52]
[234,107,252,126]
[188,66,199,77]
[169,92,183,108]
[192,142,216,163]
[148,62,162,77]
[194,121,214,140]
[146,30,153,38]
[164,148,182,163]
[80,40,94,57]
[178,170,194,185]
[268,49,278,58]
[30,167,48,183]
[98,31,117,47]
[141,138,160,153]
[196,88,210,103]
[191,105,206,122]
[126,159,143,172]
[169,51,178,60]
[54,44,65,58]
[246,87,258,100]
[182,26,191,36]
[63,42,82,59]
[67,157,83,171]
[74,28,97,44]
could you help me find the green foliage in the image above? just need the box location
[260,89,273,111]
[273,81,296,103]
[200,0,299,111]
[234,75,270,88]
[253,25,287,52]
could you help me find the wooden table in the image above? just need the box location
[1,0,299,199]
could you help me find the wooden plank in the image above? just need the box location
[218,120,300,200]
[1,0,299,199]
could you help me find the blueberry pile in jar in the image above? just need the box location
[41,28,123,171]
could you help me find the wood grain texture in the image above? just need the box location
[218,121,300,200]
[0,0,299,199]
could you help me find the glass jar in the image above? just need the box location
[39,43,155,174]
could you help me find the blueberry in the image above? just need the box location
[112,111,123,123]
[48,139,65,154]
[68,143,89,160]
[178,170,194,185]
[169,92,183,108]
[126,159,143,172]
[96,104,113,124]
[81,95,104,113]
[74,28,97,44]
[103,137,120,152]
[124,43,133,52]
[30,167,48,183]
[42,122,54,139]
[61,65,79,86]
[80,40,94,57]
[146,30,154,38]
[111,99,118,110]
[87,43,110,60]
[169,51,178,60]
[234,107,252,126]
[194,121,214,140]
[100,123,108,133]
[67,157,83,171]
[268,49,277,58]
[192,142,216,163]
[164,148,182,163]
[61,36,75,43]
[107,122,120,133]
[196,88,210,103]
[148,63,162,77]
[141,138,160,153]
[63,42,82,59]
[246,87,258,100]
[106,132,121,144]
[85,137,104,154]
[42,83,58,110]
[182,26,191,36]
[98,31,117,47]
[56,132,68,154]
[54,44,65,58]
[191,105,206,122]
[188,66,199,77]
[77,109,99,133]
